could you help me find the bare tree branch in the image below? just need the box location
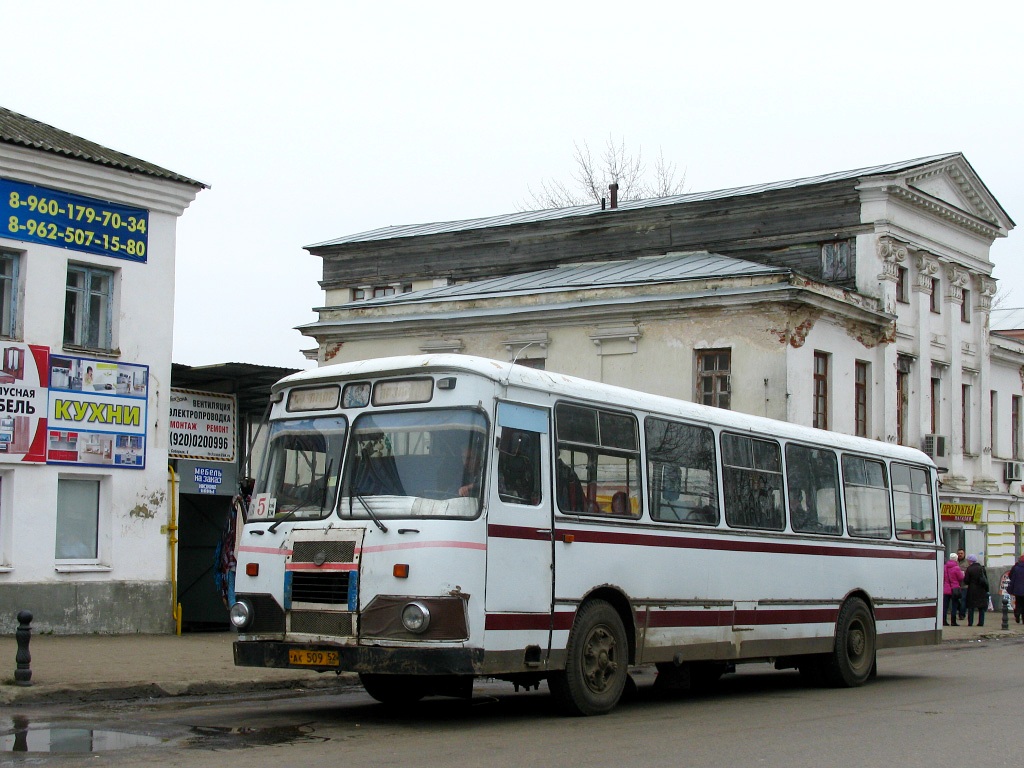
[523,135,686,210]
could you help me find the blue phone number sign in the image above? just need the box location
[2,178,149,263]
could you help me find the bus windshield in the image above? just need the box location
[252,416,347,521]
[341,408,487,519]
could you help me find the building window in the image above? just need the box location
[64,265,114,350]
[0,251,18,339]
[961,289,971,323]
[821,241,853,282]
[962,384,972,454]
[930,278,941,313]
[351,288,366,301]
[372,285,396,299]
[854,361,868,437]
[514,358,545,370]
[696,349,731,409]
[896,355,912,445]
[55,477,100,560]
[930,377,941,435]
[1013,395,1022,460]
[813,351,829,430]
[895,266,909,304]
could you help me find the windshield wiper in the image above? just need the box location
[349,490,388,533]
[268,503,311,534]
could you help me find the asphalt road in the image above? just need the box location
[4,637,1022,767]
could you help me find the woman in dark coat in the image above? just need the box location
[963,554,989,627]
[1008,555,1024,623]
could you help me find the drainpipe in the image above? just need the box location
[165,466,182,635]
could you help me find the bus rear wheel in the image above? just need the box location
[549,600,629,716]
[821,597,875,687]
[359,673,426,706]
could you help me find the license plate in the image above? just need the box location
[288,649,340,667]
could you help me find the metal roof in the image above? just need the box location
[991,307,1024,331]
[1,106,207,188]
[308,153,962,249]
[349,251,789,308]
[171,362,300,417]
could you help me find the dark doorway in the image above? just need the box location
[178,493,233,630]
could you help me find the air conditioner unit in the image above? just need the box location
[921,434,947,458]
[1006,461,1023,482]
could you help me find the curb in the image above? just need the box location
[1,673,361,706]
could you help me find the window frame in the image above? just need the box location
[55,476,102,562]
[842,454,893,539]
[785,442,842,536]
[813,351,829,430]
[645,416,719,526]
[554,402,641,519]
[854,361,868,438]
[720,431,785,531]
[695,348,731,410]
[64,263,115,351]
[0,250,20,339]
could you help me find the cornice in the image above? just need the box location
[884,185,1003,239]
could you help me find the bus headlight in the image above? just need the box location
[401,601,431,633]
[229,599,253,630]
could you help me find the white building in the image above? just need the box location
[0,107,204,633]
[300,153,1023,572]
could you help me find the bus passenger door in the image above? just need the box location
[485,403,553,653]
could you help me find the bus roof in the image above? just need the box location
[278,354,935,466]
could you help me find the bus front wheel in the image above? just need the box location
[549,600,629,716]
[821,597,876,687]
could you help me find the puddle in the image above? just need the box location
[0,716,324,753]
[187,723,326,750]
[1,726,163,753]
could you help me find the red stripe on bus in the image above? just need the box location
[237,545,292,556]
[285,562,358,571]
[486,604,937,632]
[551,526,934,560]
[875,604,938,620]
[487,524,552,541]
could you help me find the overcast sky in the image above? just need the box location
[2,1,1022,370]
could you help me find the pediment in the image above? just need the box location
[902,158,1009,230]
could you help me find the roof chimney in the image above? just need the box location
[608,182,618,209]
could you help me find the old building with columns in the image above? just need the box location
[300,153,1022,568]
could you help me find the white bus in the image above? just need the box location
[230,354,941,715]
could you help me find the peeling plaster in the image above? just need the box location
[128,491,165,520]
[842,318,896,349]
[768,308,820,348]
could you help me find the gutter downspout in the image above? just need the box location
[166,466,182,635]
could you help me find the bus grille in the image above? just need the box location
[291,571,350,605]
[291,540,356,564]
[242,593,285,634]
[290,610,355,636]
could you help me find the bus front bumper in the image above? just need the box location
[233,640,484,675]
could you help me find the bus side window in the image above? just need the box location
[498,428,542,505]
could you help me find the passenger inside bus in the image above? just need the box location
[458,441,483,497]
[611,491,630,515]
[556,458,585,512]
